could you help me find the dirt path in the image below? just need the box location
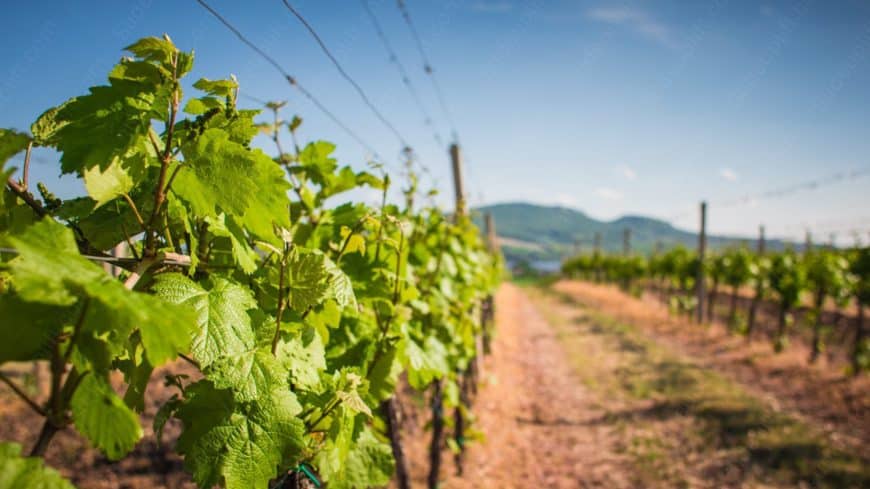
[435,283,636,488]
[415,281,870,488]
[553,280,870,454]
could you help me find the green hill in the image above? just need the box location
[472,202,788,263]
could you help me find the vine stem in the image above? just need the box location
[5,177,47,218]
[368,227,406,373]
[272,247,288,355]
[122,193,146,230]
[145,54,180,257]
[0,372,45,416]
[306,397,340,432]
[22,142,33,189]
[29,302,90,457]
[335,215,369,264]
[178,353,200,369]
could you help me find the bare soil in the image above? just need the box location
[399,283,637,488]
[554,279,870,454]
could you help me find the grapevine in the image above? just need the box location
[0,36,500,489]
[564,243,867,371]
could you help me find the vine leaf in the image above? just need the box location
[152,273,256,367]
[275,327,326,391]
[174,128,259,219]
[175,381,305,489]
[207,347,284,402]
[401,336,449,390]
[326,428,394,489]
[82,158,134,209]
[0,294,70,363]
[0,442,76,489]
[204,214,258,274]
[5,219,194,367]
[286,248,357,311]
[70,375,143,461]
[0,129,30,166]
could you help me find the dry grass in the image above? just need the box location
[529,283,870,488]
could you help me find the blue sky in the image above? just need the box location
[3,0,870,243]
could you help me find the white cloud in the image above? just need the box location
[595,187,623,201]
[554,193,579,207]
[469,2,513,13]
[586,7,675,48]
[618,165,637,180]
[719,167,739,182]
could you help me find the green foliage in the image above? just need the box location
[0,34,500,489]
[0,442,76,489]
[0,129,31,166]
[769,251,807,309]
[70,375,143,460]
[722,247,753,289]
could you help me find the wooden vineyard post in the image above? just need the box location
[381,398,410,489]
[485,212,497,252]
[594,232,602,282]
[432,142,466,488]
[805,230,813,255]
[428,380,445,489]
[450,143,466,219]
[482,213,497,354]
[696,201,707,324]
[621,228,631,289]
[747,225,766,341]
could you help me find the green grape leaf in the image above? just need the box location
[355,171,385,190]
[339,226,366,256]
[401,336,449,390]
[82,158,134,209]
[297,141,338,185]
[70,374,143,460]
[312,406,357,483]
[0,442,76,489]
[276,327,326,390]
[153,394,180,447]
[30,104,69,146]
[183,96,223,116]
[193,77,238,98]
[367,344,401,403]
[152,273,256,367]
[175,381,305,489]
[238,150,292,243]
[337,388,371,417]
[205,213,258,274]
[328,428,394,489]
[120,359,153,413]
[125,36,177,66]
[47,67,169,175]
[5,220,194,367]
[286,248,356,312]
[0,294,70,363]
[174,128,258,219]
[207,346,284,402]
[0,129,30,165]
[334,370,371,417]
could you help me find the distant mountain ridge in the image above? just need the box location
[471,202,789,263]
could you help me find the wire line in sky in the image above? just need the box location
[193,0,388,165]
[279,0,412,150]
[715,166,870,208]
[360,0,444,149]
[666,165,870,222]
[396,0,459,142]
